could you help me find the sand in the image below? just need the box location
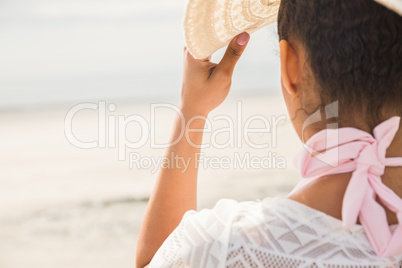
[0,93,303,268]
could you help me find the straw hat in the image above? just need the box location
[183,0,402,59]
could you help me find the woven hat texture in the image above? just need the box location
[183,0,402,59]
[183,0,280,59]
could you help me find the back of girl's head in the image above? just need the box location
[278,0,402,128]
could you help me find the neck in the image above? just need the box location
[290,116,402,225]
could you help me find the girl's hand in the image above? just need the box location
[181,32,250,116]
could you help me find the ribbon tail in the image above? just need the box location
[367,177,402,256]
[359,185,392,256]
[342,167,369,228]
[381,212,402,257]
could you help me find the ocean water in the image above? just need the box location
[0,0,281,110]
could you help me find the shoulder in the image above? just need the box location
[149,199,244,267]
[149,198,305,267]
[229,197,333,243]
[226,197,392,267]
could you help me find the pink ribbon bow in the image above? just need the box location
[294,116,402,257]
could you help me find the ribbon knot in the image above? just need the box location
[294,116,402,257]
[356,141,385,177]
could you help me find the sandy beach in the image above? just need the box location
[0,93,303,268]
[0,0,303,266]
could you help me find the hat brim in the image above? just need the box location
[183,0,280,59]
[183,0,402,60]
[374,0,402,16]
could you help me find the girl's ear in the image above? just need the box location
[279,40,299,96]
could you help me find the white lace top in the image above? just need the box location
[149,197,402,267]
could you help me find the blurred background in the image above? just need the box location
[0,0,301,267]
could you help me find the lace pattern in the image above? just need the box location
[149,198,402,267]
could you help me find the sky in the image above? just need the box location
[0,0,281,109]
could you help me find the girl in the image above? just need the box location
[137,0,402,266]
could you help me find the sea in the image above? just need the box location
[0,0,281,110]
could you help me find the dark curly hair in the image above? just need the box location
[278,0,402,129]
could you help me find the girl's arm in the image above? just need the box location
[135,32,250,268]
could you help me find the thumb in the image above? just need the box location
[216,32,250,77]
